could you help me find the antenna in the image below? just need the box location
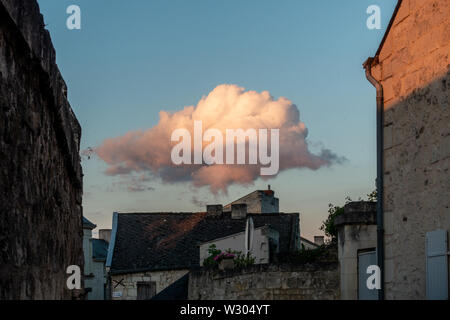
[245,216,254,257]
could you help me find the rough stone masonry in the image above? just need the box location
[189,263,340,300]
[0,0,84,299]
[370,0,450,299]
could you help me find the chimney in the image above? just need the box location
[99,229,112,243]
[231,203,247,219]
[314,236,324,246]
[206,204,223,218]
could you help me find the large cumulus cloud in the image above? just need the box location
[93,84,345,193]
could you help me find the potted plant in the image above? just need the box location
[215,251,236,270]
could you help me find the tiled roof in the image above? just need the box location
[110,211,299,274]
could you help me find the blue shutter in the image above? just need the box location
[358,250,378,300]
[426,229,448,300]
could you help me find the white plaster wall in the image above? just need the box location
[199,227,274,265]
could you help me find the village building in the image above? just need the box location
[336,0,449,300]
[83,218,109,300]
[223,186,279,214]
[222,188,320,251]
[198,225,280,266]
[105,188,302,300]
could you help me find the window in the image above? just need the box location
[137,281,156,300]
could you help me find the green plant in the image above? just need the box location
[202,244,255,269]
[277,243,336,265]
[367,190,377,202]
[320,190,376,242]
[202,244,222,268]
[234,253,255,268]
[319,199,349,241]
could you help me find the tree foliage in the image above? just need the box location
[320,190,377,242]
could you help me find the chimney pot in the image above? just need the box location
[231,203,247,219]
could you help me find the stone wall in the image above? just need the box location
[0,0,83,299]
[111,270,189,300]
[188,263,340,300]
[371,0,450,299]
[224,190,279,214]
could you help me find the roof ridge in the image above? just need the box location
[223,189,275,207]
[117,211,205,215]
[248,212,298,215]
[374,0,403,58]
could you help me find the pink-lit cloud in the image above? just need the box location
[92,84,345,193]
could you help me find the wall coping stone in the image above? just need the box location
[190,261,339,280]
[334,201,377,227]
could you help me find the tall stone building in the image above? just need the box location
[0,0,84,299]
[365,0,449,299]
[223,186,279,214]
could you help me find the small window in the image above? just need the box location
[137,281,156,300]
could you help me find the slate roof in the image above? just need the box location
[83,217,96,230]
[109,211,299,274]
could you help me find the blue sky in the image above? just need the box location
[37,0,396,239]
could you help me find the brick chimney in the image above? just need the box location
[206,204,223,218]
[231,203,247,219]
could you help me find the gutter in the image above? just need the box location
[106,212,118,268]
[105,212,118,300]
[363,57,385,300]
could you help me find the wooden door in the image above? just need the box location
[137,281,156,300]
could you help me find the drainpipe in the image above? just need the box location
[363,57,385,300]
